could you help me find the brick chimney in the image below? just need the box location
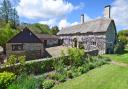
[81,14,84,24]
[104,5,111,18]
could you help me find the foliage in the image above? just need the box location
[42,79,55,89]
[0,24,17,47]
[4,55,26,74]
[0,0,19,28]
[67,70,73,79]
[114,41,125,54]
[118,30,128,37]
[50,26,59,35]
[67,48,85,67]
[53,64,128,89]
[118,30,128,45]
[8,74,39,89]
[54,73,66,82]
[0,72,16,89]
[118,36,128,45]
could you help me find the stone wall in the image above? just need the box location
[60,33,106,54]
[6,43,44,60]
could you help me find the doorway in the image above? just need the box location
[44,40,47,47]
[73,38,77,47]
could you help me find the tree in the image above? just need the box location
[0,0,12,23]
[51,26,59,35]
[0,0,19,28]
[10,8,19,28]
[0,24,17,47]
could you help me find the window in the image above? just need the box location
[92,42,96,45]
[12,44,23,51]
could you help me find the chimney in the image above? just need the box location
[81,14,84,24]
[104,5,111,18]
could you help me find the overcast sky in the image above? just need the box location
[1,0,128,31]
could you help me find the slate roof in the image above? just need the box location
[57,18,114,35]
[35,34,58,40]
[7,27,42,43]
[7,27,59,43]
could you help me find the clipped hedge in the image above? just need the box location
[0,72,16,89]
[0,56,70,75]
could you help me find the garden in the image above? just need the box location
[0,48,110,89]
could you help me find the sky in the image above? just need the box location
[1,0,128,31]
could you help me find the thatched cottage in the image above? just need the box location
[57,5,117,54]
[6,27,59,59]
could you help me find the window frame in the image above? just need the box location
[12,44,23,51]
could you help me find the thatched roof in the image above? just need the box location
[57,18,114,35]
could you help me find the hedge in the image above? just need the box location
[0,56,69,75]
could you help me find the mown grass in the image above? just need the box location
[103,47,128,64]
[52,64,128,89]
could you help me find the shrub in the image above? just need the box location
[77,66,86,74]
[67,48,85,67]
[67,70,73,79]
[47,72,57,80]
[8,74,39,89]
[42,79,55,89]
[53,58,65,74]
[0,72,16,89]
[118,36,128,45]
[4,55,26,74]
[56,73,66,82]
[114,41,125,54]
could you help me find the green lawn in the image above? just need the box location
[52,64,128,89]
[103,48,128,64]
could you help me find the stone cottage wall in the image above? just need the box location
[6,43,44,60]
[60,33,106,54]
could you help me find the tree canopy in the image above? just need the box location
[0,0,19,28]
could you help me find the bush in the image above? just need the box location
[77,66,86,74]
[8,74,39,89]
[114,41,125,54]
[67,70,73,79]
[4,55,26,74]
[56,73,66,82]
[0,72,16,89]
[67,48,85,67]
[42,79,55,89]
[118,35,128,45]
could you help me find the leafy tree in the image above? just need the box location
[0,24,17,47]
[118,30,128,37]
[118,36,127,45]
[51,26,59,35]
